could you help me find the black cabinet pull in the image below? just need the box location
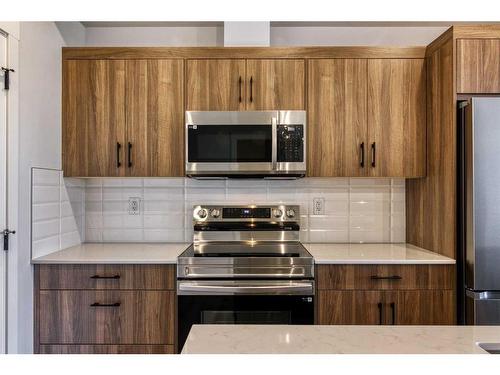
[370,275,402,281]
[238,76,242,103]
[377,302,383,325]
[127,142,133,168]
[360,142,365,167]
[90,274,120,280]
[90,302,121,308]
[390,302,396,325]
[116,142,122,168]
[371,142,376,167]
[249,76,253,103]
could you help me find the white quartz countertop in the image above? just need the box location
[181,325,499,354]
[31,243,190,264]
[303,243,456,264]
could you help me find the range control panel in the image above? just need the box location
[193,205,300,222]
[277,125,304,163]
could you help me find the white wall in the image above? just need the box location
[85,26,223,46]
[270,26,448,46]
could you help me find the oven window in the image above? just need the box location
[188,125,272,162]
[201,311,291,324]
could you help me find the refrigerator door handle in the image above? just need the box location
[466,290,500,300]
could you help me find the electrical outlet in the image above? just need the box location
[128,197,141,215]
[313,197,325,215]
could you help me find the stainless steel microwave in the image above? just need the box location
[185,111,306,178]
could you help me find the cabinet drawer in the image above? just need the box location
[38,264,175,290]
[317,264,454,290]
[39,345,175,354]
[39,290,174,344]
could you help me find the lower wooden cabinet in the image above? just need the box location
[318,290,454,325]
[39,345,175,354]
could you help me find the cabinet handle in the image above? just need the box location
[249,76,253,103]
[127,142,133,168]
[377,302,383,325]
[90,302,121,308]
[371,142,376,167]
[360,142,365,167]
[116,142,122,168]
[370,275,402,281]
[238,76,242,103]
[390,302,396,325]
[90,274,120,280]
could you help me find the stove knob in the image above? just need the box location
[210,208,221,218]
[272,208,283,218]
[197,209,208,219]
[286,209,296,218]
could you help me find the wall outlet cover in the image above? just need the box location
[313,197,325,215]
[128,197,141,215]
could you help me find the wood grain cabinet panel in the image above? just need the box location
[393,290,455,325]
[246,59,305,110]
[318,290,386,325]
[39,290,174,345]
[367,59,426,177]
[317,264,455,290]
[38,264,175,290]
[186,59,246,110]
[125,59,184,177]
[62,59,126,177]
[457,39,500,93]
[307,59,368,177]
[39,345,175,354]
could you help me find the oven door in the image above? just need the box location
[177,280,314,351]
[185,111,277,176]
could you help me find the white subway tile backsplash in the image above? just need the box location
[38,176,406,246]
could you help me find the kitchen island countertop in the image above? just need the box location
[181,324,498,354]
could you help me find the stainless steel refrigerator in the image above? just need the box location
[458,97,500,325]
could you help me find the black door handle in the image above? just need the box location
[390,302,396,325]
[90,302,121,307]
[249,76,253,103]
[371,142,376,167]
[360,142,365,167]
[377,302,383,325]
[116,142,122,168]
[238,76,242,103]
[127,142,132,168]
[370,275,402,281]
[90,274,121,280]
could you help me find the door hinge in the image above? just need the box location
[1,67,15,90]
[2,229,16,251]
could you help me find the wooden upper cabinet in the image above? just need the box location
[126,59,184,177]
[457,39,500,93]
[246,59,305,110]
[367,59,426,177]
[186,59,246,110]
[307,59,367,177]
[62,60,126,177]
[63,59,184,177]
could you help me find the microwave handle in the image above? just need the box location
[272,117,277,170]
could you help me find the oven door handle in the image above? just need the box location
[271,116,278,171]
[177,281,314,296]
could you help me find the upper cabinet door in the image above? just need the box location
[457,39,500,93]
[125,59,184,177]
[307,59,368,177]
[186,59,245,110]
[62,60,126,177]
[246,59,305,110]
[367,59,426,177]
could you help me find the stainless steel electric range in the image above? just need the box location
[177,204,314,351]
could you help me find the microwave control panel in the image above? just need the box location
[277,125,304,163]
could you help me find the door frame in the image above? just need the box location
[0,25,19,354]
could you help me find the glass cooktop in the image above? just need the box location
[180,242,311,258]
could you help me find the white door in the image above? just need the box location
[0,30,8,354]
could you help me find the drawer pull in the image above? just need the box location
[90,275,121,280]
[90,302,121,308]
[370,275,402,281]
